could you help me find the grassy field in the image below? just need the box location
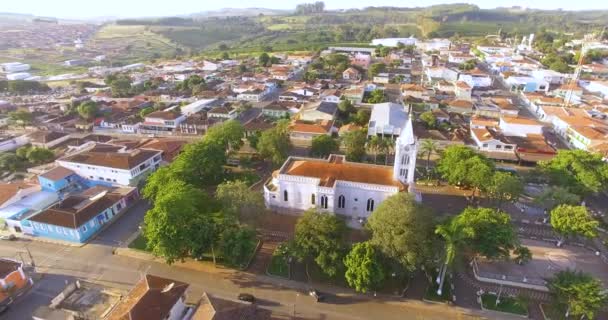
[91,24,182,63]
[481,294,528,316]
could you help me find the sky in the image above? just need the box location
[2,0,607,19]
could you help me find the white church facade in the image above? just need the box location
[264,115,418,222]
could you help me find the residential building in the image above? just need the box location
[28,131,70,149]
[193,292,256,320]
[107,274,190,320]
[499,115,544,137]
[367,102,409,138]
[207,106,237,120]
[263,101,294,119]
[350,53,371,69]
[56,143,162,186]
[471,126,517,153]
[454,81,472,100]
[458,69,493,88]
[236,89,266,102]
[139,110,186,135]
[343,67,361,80]
[26,186,139,243]
[298,102,338,122]
[505,76,549,93]
[446,99,475,115]
[264,120,417,222]
[289,120,334,146]
[342,86,365,104]
[401,84,426,100]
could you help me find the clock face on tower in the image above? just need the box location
[404,146,409,152]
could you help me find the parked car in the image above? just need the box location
[238,293,255,303]
[309,289,325,302]
[0,234,16,241]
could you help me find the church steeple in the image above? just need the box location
[393,117,417,185]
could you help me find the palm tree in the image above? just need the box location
[367,136,380,164]
[434,218,473,295]
[419,139,439,177]
[513,245,532,265]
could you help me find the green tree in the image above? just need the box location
[536,186,581,209]
[259,52,270,67]
[548,270,607,319]
[310,135,339,158]
[218,225,257,267]
[293,209,347,277]
[338,99,354,116]
[419,139,439,176]
[142,166,180,201]
[8,110,33,128]
[221,52,230,60]
[419,111,436,129]
[366,135,380,164]
[353,109,371,126]
[341,129,367,162]
[139,106,155,118]
[366,89,386,104]
[215,180,265,224]
[368,63,386,78]
[486,172,523,208]
[513,245,532,265]
[344,241,385,293]
[25,147,54,165]
[257,119,291,166]
[143,180,217,263]
[205,120,244,151]
[105,74,132,97]
[550,205,598,244]
[76,101,99,120]
[437,145,494,200]
[539,150,608,196]
[172,139,227,187]
[0,153,24,173]
[454,207,517,260]
[368,193,436,271]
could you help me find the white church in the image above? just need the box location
[263,112,418,223]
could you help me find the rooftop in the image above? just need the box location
[28,186,132,229]
[282,155,404,189]
[60,144,161,170]
[107,274,189,320]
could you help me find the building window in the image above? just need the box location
[311,194,315,205]
[82,225,87,232]
[338,195,345,209]
[496,145,502,149]
[482,144,488,148]
[366,198,375,212]
[283,190,288,202]
[400,168,408,177]
[321,195,328,209]
[401,155,409,165]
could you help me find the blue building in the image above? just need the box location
[38,166,81,193]
[25,186,139,243]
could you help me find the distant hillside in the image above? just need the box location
[190,8,291,18]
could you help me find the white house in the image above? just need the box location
[499,116,544,137]
[458,70,493,88]
[505,76,549,93]
[367,102,411,140]
[585,81,608,98]
[470,126,517,153]
[425,67,459,83]
[180,99,216,116]
[56,143,162,186]
[531,69,566,85]
[139,110,186,134]
[264,119,418,222]
[0,62,30,73]
[371,37,417,47]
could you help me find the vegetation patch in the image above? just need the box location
[128,233,149,251]
[424,276,452,303]
[267,253,289,278]
[481,294,528,316]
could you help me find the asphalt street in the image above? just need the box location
[0,201,521,320]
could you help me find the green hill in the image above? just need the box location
[96,5,608,58]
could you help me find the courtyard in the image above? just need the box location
[475,238,608,290]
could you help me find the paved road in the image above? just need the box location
[0,204,523,320]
